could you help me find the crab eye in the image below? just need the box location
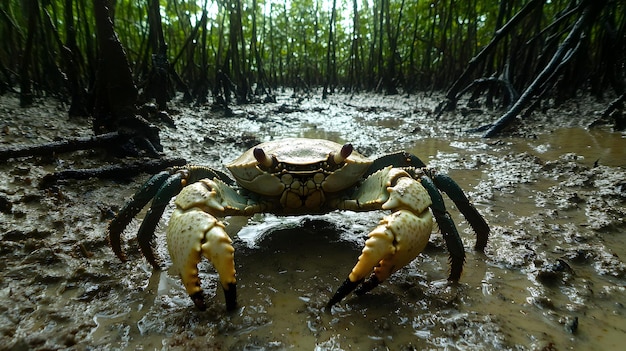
[254,147,275,169]
[330,143,353,165]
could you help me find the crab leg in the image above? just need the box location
[107,166,236,268]
[136,166,234,268]
[362,151,427,177]
[418,175,465,281]
[429,172,489,251]
[107,170,173,262]
[137,173,186,268]
[328,168,434,308]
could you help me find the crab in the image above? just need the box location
[107,138,489,311]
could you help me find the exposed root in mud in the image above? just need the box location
[39,157,187,188]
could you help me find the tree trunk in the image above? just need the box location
[384,0,404,95]
[144,0,171,111]
[63,0,90,117]
[347,0,361,92]
[19,0,38,107]
[92,0,162,157]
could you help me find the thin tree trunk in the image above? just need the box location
[347,0,361,91]
[92,0,138,131]
[376,0,385,91]
[323,0,337,99]
[63,0,89,116]
[384,0,404,94]
[19,0,38,106]
[145,0,171,111]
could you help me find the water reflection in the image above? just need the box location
[523,128,625,167]
[411,128,624,167]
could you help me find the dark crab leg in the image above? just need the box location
[108,166,235,267]
[419,176,465,281]
[429,173,489,251]
[136,172,186,268]
[136,166,236,267]
[107,170,173,261]
[363,152,427,177]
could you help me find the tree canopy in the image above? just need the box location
[1,0,624,139]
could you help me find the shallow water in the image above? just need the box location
[0,93,624,350]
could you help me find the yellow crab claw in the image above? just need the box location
[327,209,433,308]
[349,209,432,283]
[167,207,237,311]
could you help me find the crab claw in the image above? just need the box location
[327,209,432,308]
[327,174,434,308]
[167,206,237,311]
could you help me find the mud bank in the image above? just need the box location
[0,92,624,350]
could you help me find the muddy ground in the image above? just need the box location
[0,91,624,350]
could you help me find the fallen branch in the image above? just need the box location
[0,132,122,161]
[39,157,187,188]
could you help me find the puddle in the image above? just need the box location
[506,128,624,167]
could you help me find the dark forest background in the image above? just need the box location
[1,0,625,144]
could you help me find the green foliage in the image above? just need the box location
[0,0,623,98]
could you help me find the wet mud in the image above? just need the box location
[0,92,624,350]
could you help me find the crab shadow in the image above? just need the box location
[233,216,362,276]
[227,215,443,311]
